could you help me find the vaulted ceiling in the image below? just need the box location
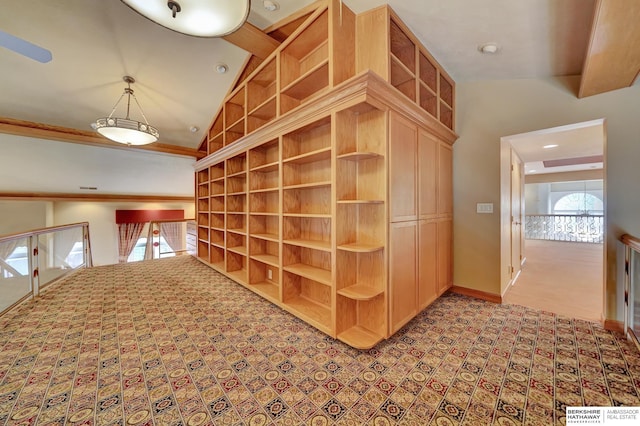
[0,0,636,158]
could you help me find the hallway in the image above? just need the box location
[503,239,603,322]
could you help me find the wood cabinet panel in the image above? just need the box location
[437,219,453,293]
[389,221,418,334]
[418,220,438,310]
[419,130,438,217]
[438,144,453,215]
[389,113,417,222]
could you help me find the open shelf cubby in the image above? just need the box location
[226,251,247,283]
[283,270,331,333]
[280,10,329,90]
[210,162,225,180]
[210,196,225,213]
[282,116,331,160]
[249,214,279,241]
[210,229,225,248]
[250,191,279,214]
[226,213,246,234]
[283,216,331,252]
[249,258,280,302]
[227,153,247,176]
[211,213,224,230]
[209,245,224,270]
[283,186,330,215]
[226,194,246,213]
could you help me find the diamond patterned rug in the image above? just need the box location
[0,256,639,425]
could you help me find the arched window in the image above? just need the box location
[553,192,603,215]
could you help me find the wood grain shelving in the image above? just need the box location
[195,0,455,349]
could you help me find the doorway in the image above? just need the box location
[499,119,605,322]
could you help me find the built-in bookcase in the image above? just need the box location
[195,0,456,348]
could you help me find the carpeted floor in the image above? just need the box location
[0,256,639,425]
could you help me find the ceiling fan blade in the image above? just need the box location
[0,30,52,63]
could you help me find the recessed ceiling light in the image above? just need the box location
[528,169,537,173]
[190,126,199,133]
[543,144,559,149]
[216,63,228,74]
[478,43,499,54]
[263,1,279,11]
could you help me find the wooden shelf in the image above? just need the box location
[337,326,383,349]
[281,61,329,101]
[252,232,279,242]
[337,199,383,204]
[283,181,331,190]
[227,268,247,284]
[284,238,331,252]
[337,243,383,253]
[228,246,247,256]
[250,162,279,173]
[337,152,381,161]
[284,296,331,333]
[250,253,279,267]
[251,282,279,302]
[283,263,331,286]
[337,284,383,300]
[283,146,331,164]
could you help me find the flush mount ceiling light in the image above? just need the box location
[478,43,500,54]
[94,76,159,146]
[121,0,251,37]
[543,144,559,149]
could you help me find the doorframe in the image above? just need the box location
[499,119,607,323]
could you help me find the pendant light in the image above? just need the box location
[120,0,251,37]
[94,76,159,146]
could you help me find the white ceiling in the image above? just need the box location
[505,120,604,176]
[0,0,596,152]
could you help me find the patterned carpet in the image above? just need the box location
[0,256,639,425]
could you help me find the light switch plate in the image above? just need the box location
[477,203,494,214]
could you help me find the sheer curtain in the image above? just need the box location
[117,223,145,263]
[160,222,184,255]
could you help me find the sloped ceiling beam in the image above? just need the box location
[579,0,640,98]
[223,22,280,59]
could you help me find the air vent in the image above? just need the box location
[79,186,98,190]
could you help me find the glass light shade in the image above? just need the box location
[121,0,250,37]
[95,118,159,145]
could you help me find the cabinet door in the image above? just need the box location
[438,143,453,215]
[418,130,438,217]
[418,220,438,310]
[437,219,452,293]
[389,221,418,334]
[389,112,417,222]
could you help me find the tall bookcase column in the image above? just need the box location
[334,103,388,348]
[194,0,457,349]
[356,5,455,131]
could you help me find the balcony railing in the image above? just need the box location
[0,222,92,316]
[622,234,640,351]
[525,214,604,243]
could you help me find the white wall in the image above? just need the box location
[525,180,603,214]
[454,75,640,321]
[0,134,195,196]
[54,202,195,266]
[0,200,52,236]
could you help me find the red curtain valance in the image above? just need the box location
[115,210,184,224]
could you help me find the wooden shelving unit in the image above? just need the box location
[195,0,456,349]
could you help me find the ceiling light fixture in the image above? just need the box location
[263,1,279,12]
[121,0,251,37]
[543,144,559,149]
[478,43,499,54]
[94,76,159,146]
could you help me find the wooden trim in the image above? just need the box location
[0,192,194,203]
[195,71,457,171]
[222,22,280,60]
[603,319,624,334]
[0,117,203,159]
[622,234,640,252]
[448,285,502,304]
